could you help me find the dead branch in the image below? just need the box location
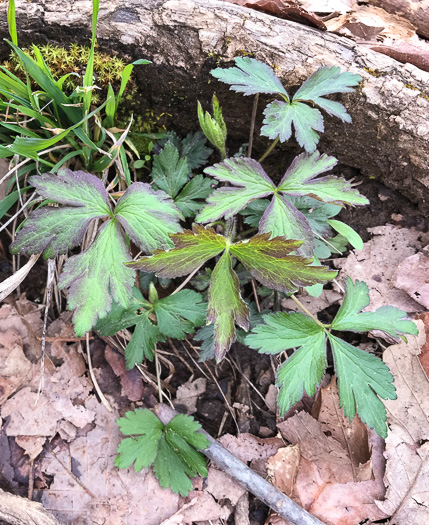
[155,403,325,525]
[0,488,61,525]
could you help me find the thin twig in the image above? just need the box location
[251,279,261,312]
[171,264,203,295]
[86,333,113,412]
[155,404,324,525]
[46,445,96,499]
[35,259,55,405]
[290,294,326,328]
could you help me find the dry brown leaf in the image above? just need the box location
[318,378,371,480]
[104,345,144,402]
[275,382,388,524]
[375,322,429,523]
[15,436,46,461]
[393,251,429,309]
[371,42,429,73]
[219,433,284,476]
[0,329,32,404]
[335,225,424,313]
[417,312,429,376]
[369,0,429,39]
[223,0,327,29]
[40,396,180,524]
[174,377,207,414]
[301,0,355,15]
[266,445,300,496]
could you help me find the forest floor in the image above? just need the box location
[1,147,429,525]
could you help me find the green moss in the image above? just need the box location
[363,67,387,78]
[2,43,134,96]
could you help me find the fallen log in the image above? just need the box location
[0,0,428,212]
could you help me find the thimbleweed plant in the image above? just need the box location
[4,0,418,497]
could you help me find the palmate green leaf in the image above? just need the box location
[246,313,326,414]
[151,142,189,198]
[196,157,275,222]
[208,252,249,361]
[328,334,396,438]
[131,225,334,360]
[128,225,227,278]
[261,66,361,152]
[115,409,163,471]
[116,409,209,496]
[95,288,205,368]
[278,152,368,205]
[115,183,183,252]
[332,277,418,338]
[10,170,112,258]
[153,289,207,339]
[58,220,135,336]
[174,175,214,218]
[211,57,288,97]
[230,234,337,292]
[125,312,163,367]
[198,153,367,257]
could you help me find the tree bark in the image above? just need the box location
[0,0,428,212]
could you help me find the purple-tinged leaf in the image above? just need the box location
[10,206,108,259]
[59,221,134,336]
[30,168,111,211]
[278,151,368,205]
[197,157,275,223]
[230,233,336,292]
[207,251,249,361]
[127,224,226,278]
[115,182,183,252]
[259,194,314,257]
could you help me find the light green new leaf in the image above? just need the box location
[153,289,207,339]
[197,157,275,222]
[10,169,111,258]
[174,175,214,218]
[208,252,249,361]
[197,95,227,158]
[115,182,183,252]
[115,409,163,471]
[278,152,368,205]
[151,142,189,198]
[211,56,288,97]
[261,66,361,152]
[128,225,226,278]
[164,429,208,478]
[230,233,337,292]
[332,277,418,338]
[328,334,396,438]
[246,312,326,415]
[293,66,362,120]
[7,0,18,45]
[166,413,209,450]
[58,221,135,336]
[261,100,323,152]
[327,220,363,250]
[258,194,314,256]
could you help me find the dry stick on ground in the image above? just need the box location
[0,488,61,525]
[155,403,325,525]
